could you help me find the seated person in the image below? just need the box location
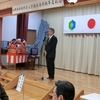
[52,80,75,100]
[0,83,9,100]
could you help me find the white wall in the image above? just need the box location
[2,15,17,41]
[2,11,43,41]
[2,16,17,66]
[28,11,43,33]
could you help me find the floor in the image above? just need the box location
[2,65,100,95]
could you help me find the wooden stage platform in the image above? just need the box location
[0,66,100,100]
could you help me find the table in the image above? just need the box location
[27,55,40,69]
[1,48,7,54]
[7,53,27,70]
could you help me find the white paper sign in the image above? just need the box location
[80,93,100,100]
[16,73,25,92]
[12,0,64,14]
[64,14,100,34]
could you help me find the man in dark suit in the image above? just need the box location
[45,28,58,80]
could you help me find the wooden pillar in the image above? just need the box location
[0,18,2,67]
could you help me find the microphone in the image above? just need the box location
[43,31,48,41]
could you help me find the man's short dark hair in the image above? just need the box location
[49,28,55,33]
[55,80,75,100]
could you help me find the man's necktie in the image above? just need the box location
[48,37,50,42]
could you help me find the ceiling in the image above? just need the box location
[0,0,11,4]
[0,0,100,17]
[0,0,100,9]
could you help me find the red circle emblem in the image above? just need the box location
[87,18,96,29]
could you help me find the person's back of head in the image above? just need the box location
[0,83,9,100]
[52,80,75,100]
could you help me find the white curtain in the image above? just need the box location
[42,3,100,75]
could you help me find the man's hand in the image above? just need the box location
[44,51,47,55]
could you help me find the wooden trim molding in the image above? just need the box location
[0,7,12,17]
